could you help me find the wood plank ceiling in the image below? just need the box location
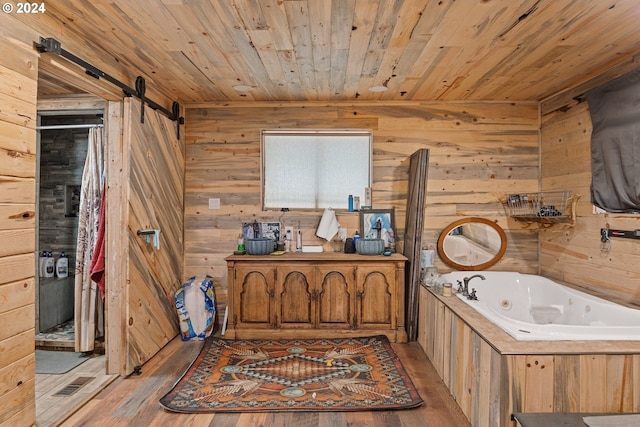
[36,0,640,103]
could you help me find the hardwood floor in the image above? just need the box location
[36,354,118,427]
[61,337,471,427]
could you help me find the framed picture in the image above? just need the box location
[241,222,281,241]
[260,222,281,242]
[360,209,395,241]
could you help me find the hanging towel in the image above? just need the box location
[316,208,340,241]
[90,186,106,298]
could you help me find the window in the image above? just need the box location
[262,130,372,209]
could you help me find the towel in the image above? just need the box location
[316,208,340,241]
[90,186,106,298]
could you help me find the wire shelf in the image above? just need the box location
[507,191,571,219]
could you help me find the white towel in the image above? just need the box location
[316,208,340,241]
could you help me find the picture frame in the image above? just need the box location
[242,222,281,241]
[359,208,395,241]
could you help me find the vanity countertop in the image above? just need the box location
[225,252,407,262]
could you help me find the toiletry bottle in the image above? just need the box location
[56,251,69,278]
[41,251,51,278]
[44,252,55,278]
[39,251,47,278]
[348,195,354,212]
[354,196,360,211]
[296,222,302,251]
[353,230,360,245]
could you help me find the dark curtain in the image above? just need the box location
[585,68,640,213]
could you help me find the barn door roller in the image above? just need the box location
[36,37,185,139]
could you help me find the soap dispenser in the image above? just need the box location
[56,251,69,278]
[44,252,55,278]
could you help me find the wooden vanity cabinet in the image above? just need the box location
[225,253,407,342]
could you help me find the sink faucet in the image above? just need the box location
[462,274,485,297]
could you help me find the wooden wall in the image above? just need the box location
[184,101,540,329]
[540,89,640,306]
[0,22,38,427]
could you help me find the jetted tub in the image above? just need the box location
[438,271,640,341]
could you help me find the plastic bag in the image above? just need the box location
[175,275,215,341]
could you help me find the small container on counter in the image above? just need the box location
[442,282,453,297]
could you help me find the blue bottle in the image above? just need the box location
[348,195,354,212]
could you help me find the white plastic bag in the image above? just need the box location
[175,275,215,341]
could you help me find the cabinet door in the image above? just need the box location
[355,265,396,329]
[315,265,355,329]
[234,265,276,329]
[276,265,315,329]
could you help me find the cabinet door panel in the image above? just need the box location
[235,265,275,328]
[277,266,315,328]
[356,266,395,328]
[316,266,355,328]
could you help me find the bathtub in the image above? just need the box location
[438,271,640,341]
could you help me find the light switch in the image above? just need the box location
[208,198,220,209]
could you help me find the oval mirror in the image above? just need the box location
[437,217,507,271]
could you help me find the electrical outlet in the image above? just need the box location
[285,226,294,240]
[208,198,220,209]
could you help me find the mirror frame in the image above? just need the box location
[437,217,507,271]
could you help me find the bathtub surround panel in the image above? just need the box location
[419,286,640,427]
[184,102,539,329]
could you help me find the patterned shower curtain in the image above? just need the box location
[74,127,104,352]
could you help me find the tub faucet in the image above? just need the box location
[462,274,485,297]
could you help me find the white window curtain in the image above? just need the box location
[262,130,371,209]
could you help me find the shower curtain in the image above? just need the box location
[74,127,104,352]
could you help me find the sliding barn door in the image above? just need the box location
[120,98,184,374]
[403,149,429,342]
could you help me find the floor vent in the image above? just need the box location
[54,376,94,397]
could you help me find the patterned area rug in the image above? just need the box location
[160,335,423,413]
